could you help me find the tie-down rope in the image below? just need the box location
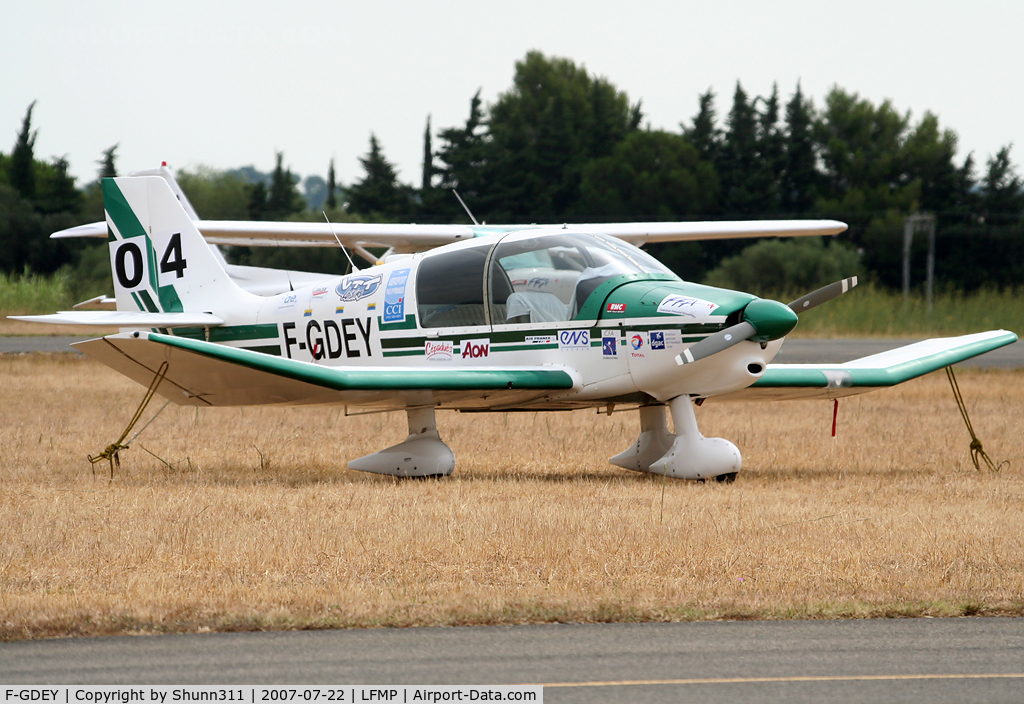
[88,361,170,478]
[945,366,1006,472]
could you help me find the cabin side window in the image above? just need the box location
[416,245,490,328]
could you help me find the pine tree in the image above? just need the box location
[347,134,409,219]
[684,89,721,165]
[982,145,1024,224]
[781,83,819,213]
[98,144,118,179]
[719,82,760,214]
[266,152,304,218]
[11,101,37,201]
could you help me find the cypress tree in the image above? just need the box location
[326,159,337,210]
[11,101,37,201]
[781,83,818,213]
[421,115,434,191]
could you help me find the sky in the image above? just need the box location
[3,0,1022,191]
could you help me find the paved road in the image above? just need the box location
[3,336,1022,368]
[2,619,1022,702]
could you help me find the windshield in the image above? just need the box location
[490,231,677,324]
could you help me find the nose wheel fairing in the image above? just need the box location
[611,396,741,481]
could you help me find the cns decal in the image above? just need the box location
[336,273,382,302]
[558,329,590,349]
[282,318,373,360]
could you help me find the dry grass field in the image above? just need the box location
[1,354,1022,641]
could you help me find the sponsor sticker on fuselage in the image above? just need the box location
[384,268,411,323]
[425,340,454,361]
[558,329,590,349]
[657,294,720,320]
[525,334,555,345]
[460,339,490,359]
[649,331,665,350]
[336,273,382,302]
[602,334,618,358]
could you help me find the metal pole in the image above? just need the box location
[903,216,914,301]
[925,215,936,314]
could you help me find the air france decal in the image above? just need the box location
[461,339,490,359]
[281,318,373,360]
[602,334,618,358]
[657,294,720,320]
[425,340,454,361]
[336,273,382,302]
[383,268,410,323]
[558,329,590,349]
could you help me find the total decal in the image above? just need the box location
[460,339,490,359]
[425,340,454,361]
[336,273,382,302]
[656,294,720,320]
[630,333,645,358]
[558,329,590,349]
[383,268,411,323]
[282,318,373,360]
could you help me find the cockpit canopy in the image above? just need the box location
[416,230,677,328]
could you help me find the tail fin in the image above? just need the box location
[105,176,258,315]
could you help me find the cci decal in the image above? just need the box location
[425,340,454,361]
[650,331,665,350]
[558,329,590,349]
[282,317,373,360]
[461,339,490,359]
[336,273,382,302]
[602,335,618,358]
[657,294,720,320]
[383,268,410,323]
[606,302,626,313]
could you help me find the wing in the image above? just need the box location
[712,330,1018,401]
[9,311,224,327]
[73,332,578,409]
[50,219,846,249]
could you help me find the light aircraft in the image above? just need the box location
[13,168,1017,481]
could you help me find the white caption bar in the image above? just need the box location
[1,688,542,704]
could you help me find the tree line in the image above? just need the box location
[2,52,1022,296]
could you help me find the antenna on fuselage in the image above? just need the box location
[452,189,480,226]
[323,211,360,273]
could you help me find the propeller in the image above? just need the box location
[675,276,858,366]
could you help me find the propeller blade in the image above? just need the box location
[675,321,756,366]
[788,276,858,314]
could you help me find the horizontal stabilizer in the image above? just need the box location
[9,311,224,327]
[73,332,577,408]
[713,330,1018,401]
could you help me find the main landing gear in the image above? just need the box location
[348,406,455,478]
[610,396,741,481]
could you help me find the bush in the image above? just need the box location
[702,237,862,296]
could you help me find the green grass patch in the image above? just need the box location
[784,285,1024,337]
[0,270,74,315]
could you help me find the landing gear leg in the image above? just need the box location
[348,406,455,478]
[611,397,742,481]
